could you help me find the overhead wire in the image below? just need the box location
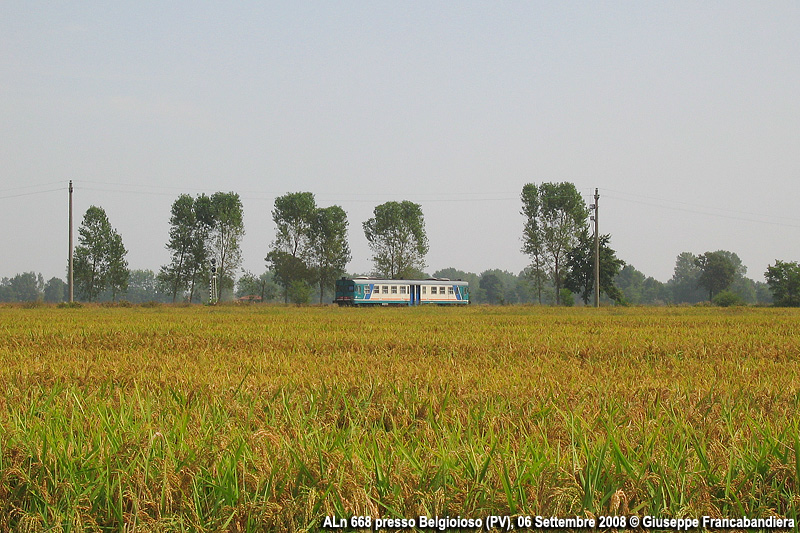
[4,180,797,231]
[0,187,66,200]
[0,180,66,194]
[602,191,800,229]
[600,187,800,224]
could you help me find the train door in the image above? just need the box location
[409,284,421,305]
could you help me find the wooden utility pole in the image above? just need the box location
[593,188,600,307]
[68,180,74,303]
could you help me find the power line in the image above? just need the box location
[0,187,65,200]
[0,181,66,194]
[600,187,800,224]
[603,193,800,229]
[76,183,523,203]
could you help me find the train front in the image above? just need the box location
[334,278,356,305]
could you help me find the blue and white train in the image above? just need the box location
[334,277,470,306]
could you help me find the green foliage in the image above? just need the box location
[695,251,736,301]
[207,192,245,295]
[158,194,208,303]
[268,191,316,302]
[266,250,314,303]
[236,271,279,302]
[272,192,316,259]
[363,201,429,279]
[43,277,67,303]
[106,231,128,301]
[159,193,244,303]
[520,182,589,305]
[309,205,351,303]
[0,272,45,302]
[56,301,82,308]
[433,269,479,287]
[287,280,313,304]
[479,273,505,304]
[615,265,670,305]
[73,206,129,302]
[123,269,170,303]
[564,231,625,305]
[269,192,350,303]
[765,260,800,307]
[559,288,575,306]
[712,290,745,307]
[669,252,706,304]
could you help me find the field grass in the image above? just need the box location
[1,304,799,531]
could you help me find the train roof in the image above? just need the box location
[343,277,468,285]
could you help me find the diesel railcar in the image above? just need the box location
[334,277,469,306]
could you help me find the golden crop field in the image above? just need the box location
[1,305,799,532]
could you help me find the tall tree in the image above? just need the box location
[479,272,505,305]
[159,194,201,302]
[695,251,736,301]
[363,200,428,279]
[272,192,316,259]
[73,206,128,302]
[309,205,351,303]
[268,192,317,303]
[520,184,547,304]
[207,192,245,297]
[44,277,67,303]
[11,272,44,302]
[564,231,625,304]
[669,252,705,304]
[520,182,588,305]
[106,231,129,301]
[266,250,314,303]
[765,260,800,307]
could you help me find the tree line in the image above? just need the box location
[3,183,798,306]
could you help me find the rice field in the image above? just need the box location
[1,304,799,531]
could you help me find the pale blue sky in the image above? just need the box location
[2,2,799,282]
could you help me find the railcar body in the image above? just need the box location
[334,277,469,306]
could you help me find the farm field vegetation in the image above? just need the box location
[1,305,799,531]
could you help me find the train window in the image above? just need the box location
[448,287,454,294]
[421,286,427,294]
[391,286,397,294]
[400,286,406,294]
[382,286,389,294]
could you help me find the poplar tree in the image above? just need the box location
[73,206,128,301]
[206,192,245,296]
[363,201,428,279]
[520,182,588,305]
[309,205,351,303]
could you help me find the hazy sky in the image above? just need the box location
[2,2,798,283]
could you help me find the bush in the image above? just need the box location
[713,290,745,307]
[57,302,83,309]
[559,288,575,307]
[288,280,313,305]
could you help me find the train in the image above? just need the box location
[334,277,470,306]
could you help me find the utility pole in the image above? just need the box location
[593,188,600,308]
[68,180,74,303]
